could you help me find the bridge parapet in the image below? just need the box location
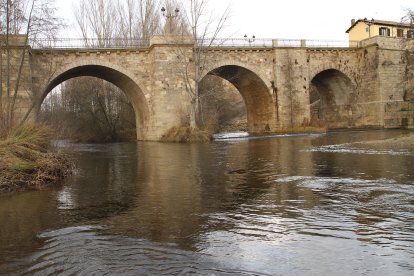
[202,38,359,48]
[358,35,414,49]
[31,38,150,49]
[30,36,359,50]
[0,34,27,46]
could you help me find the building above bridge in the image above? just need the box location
[346,18,414,41]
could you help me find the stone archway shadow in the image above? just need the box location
[200,64,276,133]
[310,68,358,128]
[37,63,151,140]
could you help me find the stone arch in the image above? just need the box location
[309,68,358,128]
[200,64,276,133]
[38,60,151,140]
[201,60,273,92]
[309,62,357,89]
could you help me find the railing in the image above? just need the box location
[199,38,359,48]
[31,37,359,49]
[31,38,150,49]
[305,40,359,48]
[198,38,274,48]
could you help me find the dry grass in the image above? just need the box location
[272,126,328,134]
[215,121,248,133]
[0,124,73,193]
[161,126,213,143]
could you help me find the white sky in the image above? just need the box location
[55,0,414,41]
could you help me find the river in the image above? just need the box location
[0,130,413,275]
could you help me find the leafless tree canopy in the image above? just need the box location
[164,0,232,129]
[1,0,244,139]
[41,0,164,142]
[74,0,162,44]
[0,0,64,40]
[402,8,414,25]
[0,0,64,135]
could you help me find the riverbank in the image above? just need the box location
[161,125,327,143]
[0,125,73,194]
[351,132,414,151]
[160,126,212,142]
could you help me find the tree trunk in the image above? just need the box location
[190,45,200,128]
[189,97,199,128]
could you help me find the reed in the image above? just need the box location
[0,124,73,193]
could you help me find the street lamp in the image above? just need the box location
[365,18,375,38]
[161,7,180,34]
[161,7,179,16]
[244,34,255,46]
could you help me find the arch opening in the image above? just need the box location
[38,65,150,141]
[310,69,358,128]
[198,75,247,132]
[202,65,275,133]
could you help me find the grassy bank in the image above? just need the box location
[0,125,73,193]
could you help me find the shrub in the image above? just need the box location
[161,126,212,143]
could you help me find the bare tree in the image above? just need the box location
[164,0,231,129]
[74,0,161,45]
[0,0,64,134]
[198,75,246,131]
[42,0,161,142]
[402,8,414,25]
[116,0,161,41]
[74,0,117,47]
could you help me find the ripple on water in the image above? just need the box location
[273,175,414,255]
[2,131,414,275]
[0,226,270,276]
[309,143,414,156]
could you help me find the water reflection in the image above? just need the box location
[0,190,63,263]
[0,130,413,275]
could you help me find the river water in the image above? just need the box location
[0,130,413,275]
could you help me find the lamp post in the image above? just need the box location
[244,34,255,46]
[365,18,374,38]
[161,7,180,34]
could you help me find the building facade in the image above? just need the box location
[347,18,414,41]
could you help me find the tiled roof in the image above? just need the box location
[346,19,414,33]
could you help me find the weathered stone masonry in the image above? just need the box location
[4,35,413,140]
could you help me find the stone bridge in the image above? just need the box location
[8,35,414,140]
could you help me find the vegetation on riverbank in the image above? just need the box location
[0,125,73,194]
[161,125,328,143]
[161,126,213,142]
[272,126,328,135]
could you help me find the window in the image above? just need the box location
[365,27,369,32]
[397,29,404,38]
[408,30,414,39]
[379,27,390,36]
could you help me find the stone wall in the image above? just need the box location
[376,37,414,129]
[0,35,33,124]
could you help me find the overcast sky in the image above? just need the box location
[56,0,414,41]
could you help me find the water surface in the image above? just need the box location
[0,130,413,275]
